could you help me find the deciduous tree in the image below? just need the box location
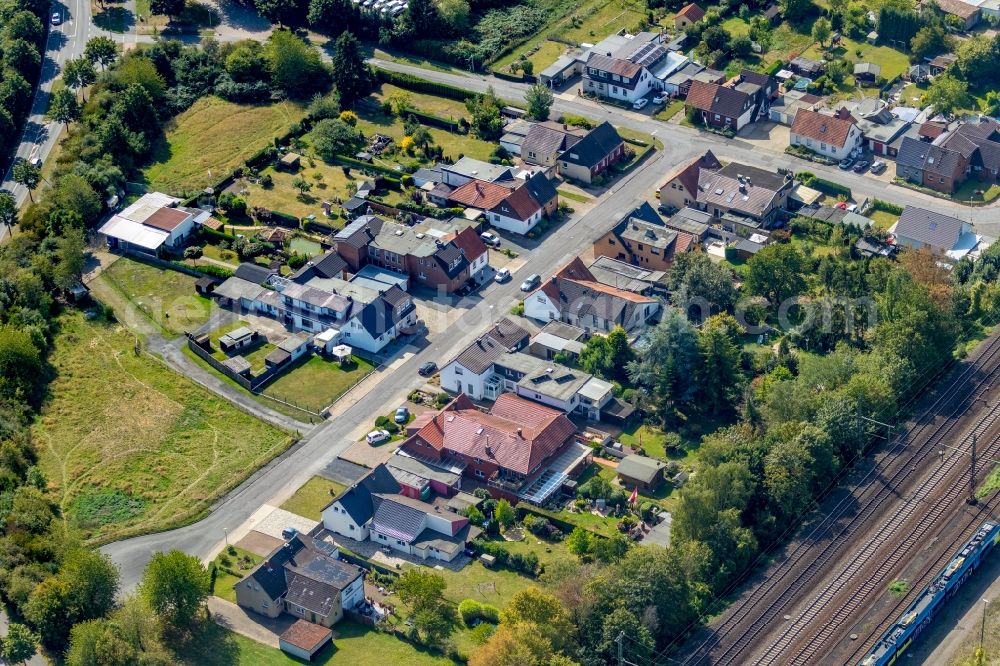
[62,57,97,101]
[140,550,210,628]
[84,36,119,69]
[1,623,37,665]
[12,161,41,201]
[525,82,553,121]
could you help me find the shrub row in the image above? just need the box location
[375,68,477,102]
[192,264,234,279]
[872,198,904,215]
[333,154,404,178]
[200,226,238,243]
[458,599,500,626]
[404,107,462,133]
[797,171,852,199]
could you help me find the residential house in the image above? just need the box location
[845,97,913,157]
[524,257,661,333]
[556,121,626,184]
[926,0,980,28]
[499,119,535,156]
[853,62,881,84]
[890,206,992,260]
[696,162,793,227]
[685,79,758,132]
[98,192,204,255]
[895,136,967,192]
[897,118,1000,193]
[321,464,401,542]
[665,207,713,242]
[658,150,722,210]
[662,62,724,98]
[617,454,667,492]
[769,90,824,126]
[674,2,705,29]
[400,393,590,504]
[385,453,465,500]
[447,173,558,235]
[440,317,531,400]
[582,32,688,103]
[493,351,593,414]
[329,215,384,272]
[234,533,364,628]
[593,201,695,271]
[366,221,470,294]
[790,107,863,161]
[521,122,587,166]
[368,493,480,562]
[448,226,490,281]
[442,158,514,187]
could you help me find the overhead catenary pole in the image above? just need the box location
[970,433,978,505]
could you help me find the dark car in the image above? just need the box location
[839,157,854,170]
[394,406,410,424]
[418,361,437,376]
[852,160,870,173]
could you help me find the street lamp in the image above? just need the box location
[224,527,229,547]
[980,598,990,665]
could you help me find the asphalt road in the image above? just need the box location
[101,148,668,591]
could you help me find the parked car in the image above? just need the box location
[28,157,42,168]
[366,429,391,445]
[653,92,669,105]
[838,157,854,170]
[632,98,649,110]
[51,11,61,24]
[852,160,870,173]
[281,527,298,540]
[520,273,541,291]
[418,361,437,376]
[870,160,887,174]
[394,406,410,424]
[494,267,511,283]
[480,231,501,248]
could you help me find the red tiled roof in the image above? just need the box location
[143,207,190,232]
[413,393,576,476]
[919,122,948,139]
[448,226,489,262]
[685,80,718,112]
[791,107,858,148]
[448,180,510,210]
[676,2,705,21]
[280,620,332,652]
[496,184,542,221]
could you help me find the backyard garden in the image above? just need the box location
[99,256,213,336]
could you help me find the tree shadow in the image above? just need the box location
[93,4,135,34]
[166,618,242,666]
[212,0,271,32]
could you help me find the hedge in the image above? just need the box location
[492,70,527,83]
[872,198,903,214]
[188,264,234,279]
[332,154,403,178]
[797,172,851,199]
[403,107,462,133]
[458,599,500,626]
[201,226,237,243]
[375,68,477,102]
[270,210,301,227]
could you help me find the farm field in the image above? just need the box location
[262,355,375,414]
[34,312,293,544]
[280,476,347,520]
[144,96,307,196]
[100,256,212,336]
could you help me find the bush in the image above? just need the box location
[434,392,451,407]
[183,246,203,259]
[458,599,500,626]
[287,254,307,269]
[557,114,593,129]
[522,514,550,536]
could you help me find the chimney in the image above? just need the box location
[517,428,523,438]
[485,444,492,456]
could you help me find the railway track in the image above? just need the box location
[679,331,1000,666]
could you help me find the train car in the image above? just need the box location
[859,521,1000,666]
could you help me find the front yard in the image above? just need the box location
[280,476,347,520]
[34,312,293,544]
[100,256,212,336]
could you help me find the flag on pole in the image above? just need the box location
[628,486,638,504]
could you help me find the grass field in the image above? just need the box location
[174,620,455,666]
[556,0,646,44]
[374,83,471,121]
[242,163,357,221]
[280,476,347,520]
[556,188,591,203]
[34,313,292,544]
[101,257,212,336]
[619,423,671,458]
[144,96,307,196]
[869,209,899,231]
[801,38,909,98]
[262,355,375,414]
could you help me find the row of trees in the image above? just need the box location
[0,0,50,160]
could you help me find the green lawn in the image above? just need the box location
[619,423,671,458]
[262,355,375,414]
[374,83,471,121]
[954,180,1000,205]
[144,96,307,196]
[280,476,347,520]
[556,0,646,44]
[174,620,455,666]
[655,100,685,122]
[242,163,357,221]
[101,257,212,336]
[556,189,591,203]
[526,502,620,537]
[34,313,292,545]
[721,16,751,37]
[801,38,910,96]
[869,209,899,231]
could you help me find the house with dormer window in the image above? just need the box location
[790,107,863,161]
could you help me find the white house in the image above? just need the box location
[98,192,201,255]
[524,258,660,334]
[368,493,478,562]
[440,318,530,400]
[790,107,863,161]
[441,158,513,187]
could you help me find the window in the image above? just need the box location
[455,366,464,375]
[349,524,354,530]
[475,457,483,464]
[714,114,721,121]
[608,238,615,245]
[262,602,269,609]
[475,469,485,478]
[651,247,660,255]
